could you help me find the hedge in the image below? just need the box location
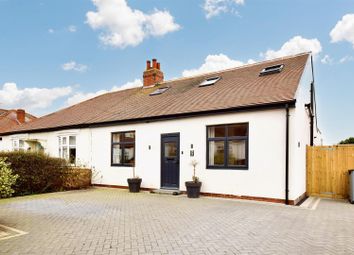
[0,157,19,198]
[0,151,91,196]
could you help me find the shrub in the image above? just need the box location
[0,157,19,198]
[62,168,92,190]
[0,151,69,195]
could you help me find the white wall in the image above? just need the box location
[0,129,92,167]
[88,109,291,200]
[289,56,313,201]
[1,105,311,202]
[0,138,4,151]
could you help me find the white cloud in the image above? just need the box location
[48,28,54,33]
[182,54,254,77]
[68,25,77,32]
[321,54,333,64]
[261,36,322,60]
[62,61,88,72]
[203,0,244,19]
[0,82,72,111]
[110,78,143,91]
[339,55,354,63]
[182,36,322,77]
[86,0,180,48]
[330,14,354,47]
[67,79,142,106]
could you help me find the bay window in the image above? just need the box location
[58,135,76,164]
[12,139,25,151]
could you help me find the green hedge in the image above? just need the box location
[0,151,77,196]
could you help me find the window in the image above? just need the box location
[260,64,284,76]
[12,139,25,151]
[207,123,248,169]
[199,76,221,87]
[149,86,169,96]
[111,131,135,166]
[59,135,76,164]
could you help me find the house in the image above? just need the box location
[0,109,36,150]
[0,52,320,204]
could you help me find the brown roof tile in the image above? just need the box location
[1,53,310,135]
[0,110,37,133]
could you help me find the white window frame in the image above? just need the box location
[58,135,77,165]
[12,138,25,151]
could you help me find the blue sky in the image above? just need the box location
[0,0,353,144]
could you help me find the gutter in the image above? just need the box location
[0,100,296,136]
[285,104,290,205]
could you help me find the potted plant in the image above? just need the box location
[127,166,142,193]
[185,160,202,198]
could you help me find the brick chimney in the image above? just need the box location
[143,58,164,87]
[16,109,26,124]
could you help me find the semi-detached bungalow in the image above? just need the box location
[0,52,321,205]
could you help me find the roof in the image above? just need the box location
[1,52,310,135]
[0,109,37,134]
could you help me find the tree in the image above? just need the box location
[339,137,354,144]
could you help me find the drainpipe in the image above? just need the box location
[285,104,290,205]
[310,82,314,146]
[310,55,315,146]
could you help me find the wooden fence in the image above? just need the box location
[307,145,354,199]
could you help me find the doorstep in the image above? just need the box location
[299,196,321,210]
[150,189,182,196]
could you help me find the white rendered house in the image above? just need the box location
[0,53,320,204]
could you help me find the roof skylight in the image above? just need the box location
[149,86,169,96]
[199,76,221,87]
[260,64,284,76]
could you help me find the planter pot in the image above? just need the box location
[127,178,142,193]
[185,181,202,198]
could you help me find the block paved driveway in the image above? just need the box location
[1,188,354,255]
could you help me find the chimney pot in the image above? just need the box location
[16,109,26,124]
[152,59,157,69]
[143,58,164,87]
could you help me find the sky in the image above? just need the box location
[0,0,353,144]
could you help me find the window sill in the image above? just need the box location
[111,164,135,167]
[206,166,248,170]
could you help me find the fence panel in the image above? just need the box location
[306,145,354,199]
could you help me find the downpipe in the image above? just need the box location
[285,104,290,205]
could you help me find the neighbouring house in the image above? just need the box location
[0,52,321,204]
[0,109,37,151]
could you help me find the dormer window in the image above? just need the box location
[149,86,169,96]
[260,64,284,76]
[199,76,221,87]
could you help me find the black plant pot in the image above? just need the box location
[127,178,142,193]
[185,181,202,198]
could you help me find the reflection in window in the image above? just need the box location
[165,142,177,158]
[208,141,224,166]
[59,135,76,165]
[12,139,25,151]
[111,131,135,166]
[228,140,246,166]
[207,123,248,169]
